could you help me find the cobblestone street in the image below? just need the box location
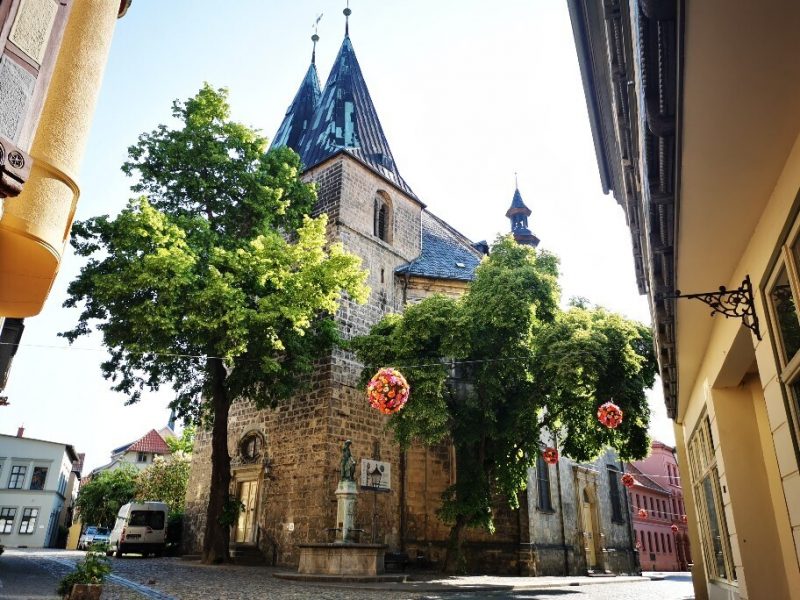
[0,550,694,600]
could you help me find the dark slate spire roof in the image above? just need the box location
[396,211,484,282]
[295,36,417,199]
[271,61,322,152]
[506,188,531,216]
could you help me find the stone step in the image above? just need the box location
[229,544,266,566]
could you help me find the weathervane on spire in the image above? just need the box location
[311,13,323,64]
[515,171,519,190]
[344,0,352,37]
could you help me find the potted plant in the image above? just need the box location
[57,543,111,600]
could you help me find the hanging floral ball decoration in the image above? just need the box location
[597,401,624,429]
[671,524,679,533]
[542,447,559,465]
[681,514,688,523]
[367,367,410,415]
[637,508,648,519]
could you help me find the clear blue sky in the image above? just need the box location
[3,0,673,471]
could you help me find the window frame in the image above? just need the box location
[29,466,47,491]
[606,466,625,523]
[18,507,38,534]
[0,507,16,534]
[535,454,553,512]
[688,415,736,584]
[8,465,26,489]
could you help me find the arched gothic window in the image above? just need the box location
[373,192,392,243]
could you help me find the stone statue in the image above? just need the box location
[340,439,357,482]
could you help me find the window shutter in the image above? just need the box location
[0,0,71,197]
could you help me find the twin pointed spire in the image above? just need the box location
[271,4,417,199]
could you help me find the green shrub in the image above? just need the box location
[57,543,111,596]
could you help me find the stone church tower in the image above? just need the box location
[183,13,636,575]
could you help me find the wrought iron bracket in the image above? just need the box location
[664,275,761,341]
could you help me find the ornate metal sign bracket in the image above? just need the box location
[668,275,761,340]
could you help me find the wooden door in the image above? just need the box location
[234,479,258,544]
[582,498,597,568]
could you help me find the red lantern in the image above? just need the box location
[621,473,635,488]
[367,367,410,414]
[542,447,559,465]
[637,508,648,519]
[597,401,624,429]
[671,524,679,533]
[635,540,642,551]
[681,514,688,523]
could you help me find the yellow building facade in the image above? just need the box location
[0,0,128,388]
[570,1,800,599]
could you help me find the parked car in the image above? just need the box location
[107,501,168,557]
[78,526,110,550]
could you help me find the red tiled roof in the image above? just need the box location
[127,429,172,455]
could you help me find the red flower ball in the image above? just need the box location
[542,447,559,465]
[637,508,648,519]
[621,473,636,488]
[681,514,688,523]
[597,401,624,429]
[367,367,410,414]
[671,524,679,533]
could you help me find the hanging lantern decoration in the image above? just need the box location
[671,524,679,533]
[367,367,410,414]
[637,508,648,519]
[681,514,688,523]
[542,447,559,465]
[621,473,636,488]
[597,401,624,429]
[635,540,642,551]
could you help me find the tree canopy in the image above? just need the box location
[76,466,138,529]
[62,84,369,562]
[353,237,656,571]
[135,453,191,517]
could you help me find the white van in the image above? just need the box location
[107,501,169,557]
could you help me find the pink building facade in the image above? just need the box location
[627,441,692,572]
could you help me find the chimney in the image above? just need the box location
[16,425,24,437]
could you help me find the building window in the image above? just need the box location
[607,467,624,523]
[19,508,38,534]
[647,531,653,552]
[688,416,736,582]
[655,531,661,552]
[8,465,26,489]
[636,493,640,508]
[30,467,47,491]
[137,452,147,463]
[373,193,392,243]
[660,532,666,553]
[536,454,553,511]
[640,530,645,550]
[763,220,800,451]
[0,507,15,534]
[667,533,672,553]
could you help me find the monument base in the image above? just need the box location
[297,543,388,576]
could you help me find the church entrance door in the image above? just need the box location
[582,490,598,569]
[234,479,258,544]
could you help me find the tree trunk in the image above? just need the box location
[201,357,232,564]
[442,514,468,574]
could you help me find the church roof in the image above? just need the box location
[505,187,532,217]
[271,62,321,152]
[295,36,417,199]
[396,211,484,282]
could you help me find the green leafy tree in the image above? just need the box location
[353,237,656,572]
[166,425,196,454]
[76,466,138,528]
[135,453,191,517]
[62,84,368,563]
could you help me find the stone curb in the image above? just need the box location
[272,573,654,593]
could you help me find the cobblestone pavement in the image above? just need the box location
[3,550,694,600]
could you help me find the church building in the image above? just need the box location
[184,11,636,575]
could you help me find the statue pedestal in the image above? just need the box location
[335,480,358,543]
